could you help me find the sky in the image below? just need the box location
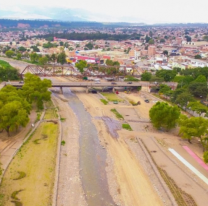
[0,0,208,24]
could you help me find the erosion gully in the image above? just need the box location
[62,88,116,206]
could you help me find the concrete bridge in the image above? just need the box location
[5,81,177,93]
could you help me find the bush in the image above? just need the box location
[122,124,133,131]
[111,109,124,120]
[13,171,26,180]
[61,140,66,146]
[100,99,108,105]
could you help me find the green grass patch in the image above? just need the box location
[11,201,22,206]
[0,60,13,69]
[11,190,24,200]
[60,117,66,122]
[13,171,26,180]
[101,93,123,102]
[0,122,58,206]
[122,124,133,131]
[44,101,58,120]
[111,109,124,120]
[61,140,66,146]
[100,99,108,105]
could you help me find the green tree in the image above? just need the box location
[75,60,87,73]
[148,39,154,44]
[189,82,208,98]
[160,39,165,43]
[179,116,208,147]
[18,46,26,52]
[0,101,29,136]
[5,50,14,58]
[22,73,52,109]
[85,42,93,50]
[57,52,66,65]
[195,54,202,59]
[156,70,177,82]
[16,53,22,60]
[149,102,181,131]
[203,151,208,163]
[51,54,57,63]
[175,92,195,108]
[39,56,48,65]
[188,101,207,116]
[159,84,172,95]
[141,72,152,81]
[30,53,39,63]
[163,50,168,56]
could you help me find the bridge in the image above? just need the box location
[6,81,177,93]
[20,64,139,78]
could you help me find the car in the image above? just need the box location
[19,81,24,83]
[113,100,118,104]
[127,81,132,84]
[144,99,149,103]
[91,90,97,94]
[95,81,100,84]
[111,82,117,85]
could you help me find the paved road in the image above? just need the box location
[9,81,177,88]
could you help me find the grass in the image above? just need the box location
[60,117,66,122]
[111,109,124,120]
[13,172,26,180]
[61,140,66,146]
[0,122,59,206]
[101,93,123,102]
[100,99,108,105]
[122,124,133,131]
[0,60,13,69]
[44,101,58,120]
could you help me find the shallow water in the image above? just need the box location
[62,88,116,206]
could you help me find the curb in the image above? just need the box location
[51,96,62,206]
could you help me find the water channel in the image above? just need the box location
[62,87,116,206]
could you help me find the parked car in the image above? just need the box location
[127,81,132,84]
[144,99,149,103]
[91,90,97,94]
[111,82,117,85]
[19,81,24,83]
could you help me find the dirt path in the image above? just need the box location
[75,89,164,206]
[0,109,37,170]
[52,94,87,206]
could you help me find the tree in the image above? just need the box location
[60,41,64,46]
[149,102,181,131]
[175,92,195,108]
[22,73,52,109]
[0,101,29,136]
[5,50,14,58]
[160,39,165,43]
[179,116,208,148]
[194,75,206,83]
[51,54,57,63]
[163,50,168,56]
[18,46,26,52]
[159,84,172,95]
[75,60,87,73]
[57,52,66,65]
[16,53,22,60]
[189,82,208,98]
[156,70,177,82]
[148,39,154,44]
[141,72,152,81]
[188,101,207,116]
[195,54,202,59]
[185,35,191,42]
[39,56,48,65]
[85,42,93,50]
[30,52,39,63]
[203,151,208,163]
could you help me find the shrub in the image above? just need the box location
[122,124,133,131]
[13,171,26,180]
[111,109,124,120]
[61,140,66,146]
[100,99,108,105]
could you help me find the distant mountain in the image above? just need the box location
[0,6,146,24]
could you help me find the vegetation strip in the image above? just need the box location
[110,109,124,120]
[122,123,133,131]
[0,104,58,206]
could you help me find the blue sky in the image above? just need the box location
[0,0,208,23]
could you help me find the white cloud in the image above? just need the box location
[0,0,208,23]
